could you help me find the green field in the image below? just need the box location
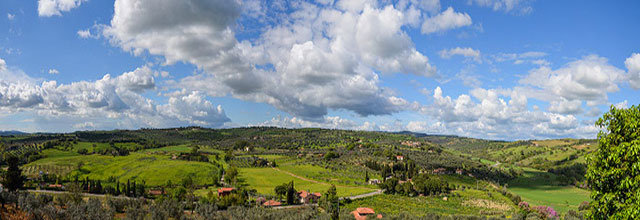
[508,168,590,213]
[238,167,375,197]
[26,149,220,186]
[342,189,515,217]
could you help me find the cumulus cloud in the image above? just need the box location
[0,60,229,129]
[7,13,15,20]
[48,69,59,74]
[420,86,597,139]
[520,55,623,105]
[625,53,640,89]
[548,99,583,114]
[103,0,433,120]
[38,0,87,17]
[421,7,472,34]
[439,47,481,62]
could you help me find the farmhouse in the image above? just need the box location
[217,187,235,197]
[47,184,64,190]
[432,168,448,174]
[396,155,404,161]
[351,207,382,220]
[263,200,281,207]
[148,189,165,196]
[368,179,381,185]
[298,190,322,204]
[401,141,421,147]
[456,169,464,175]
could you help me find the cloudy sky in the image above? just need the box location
[0,0,639,140]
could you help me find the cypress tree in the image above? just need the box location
[2,156,24,191]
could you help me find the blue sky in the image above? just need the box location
[1,0,639,140]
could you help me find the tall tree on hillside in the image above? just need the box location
[286,181,297,205]
[2,156,24,191]
[586,105,640,219]
[365,171,369,183]
[224,166,238,185]
[320,185,339,220]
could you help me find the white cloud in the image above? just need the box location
[468,0,533,14]
[548,99,582,114]
[520,55,623,104]
[439,47,481,62]
[0,60,229,130]
[614,100,628,109]
[103,0,433,120]
[422,86,598,139]
[38,0,87,17]
[0,58,6,72]
[7,13,15,20]
[48,69,59,74]
[421,7,472,34]
[77,29,93,38]
[625,53,640,89]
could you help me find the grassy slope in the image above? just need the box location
[343,189,515,217]
[508,168,590,213]
[238,167,374,197]
[237,154,376,197]
[27,149,219,186]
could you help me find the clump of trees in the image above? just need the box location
[379,173,451,197]
[176,145,209,162]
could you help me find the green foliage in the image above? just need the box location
[2,156,24,191]
[286,181,297,205]
[320,185,339,220]
[275,183,288,200]
[225,166,239,185]
[586,105,640,219]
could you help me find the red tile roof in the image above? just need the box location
[298,190,321,198]
[263,200,281,207]
[356,207,375,214]
[351,207,381,220]
[217,187,234,193]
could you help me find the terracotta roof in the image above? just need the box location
[148,190,164,195]
[263,200,281,206]
[218,187,234,193]
[351,207,380,220]
[299,190,321,198]
[356,207,375,214]
[298,190,309,198]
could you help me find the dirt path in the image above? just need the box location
[271,167,328,185]
[342,189,383,200]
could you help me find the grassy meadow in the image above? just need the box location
[343,189,515,217]
[508,168,590,213]
[25,148,220,186]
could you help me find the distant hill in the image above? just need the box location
[392,130,459,138]
[0,130,28,136]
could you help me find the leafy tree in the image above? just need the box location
[586,105,640,219]
[225,166,239,185]
[2,156,24,191]
[274,184,287,200]
[320,185,339,220]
